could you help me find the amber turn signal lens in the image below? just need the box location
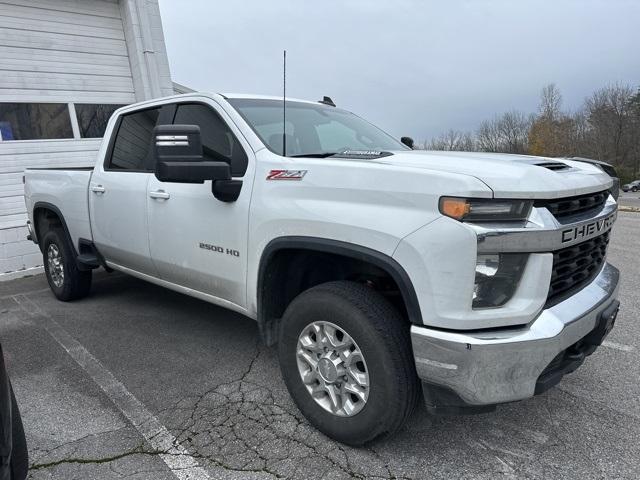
[439,197,471,220]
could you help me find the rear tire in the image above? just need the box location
[278,281,419,446]
[42,227,92,301]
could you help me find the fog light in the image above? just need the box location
[473,254,528,308]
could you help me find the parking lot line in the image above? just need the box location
[602,340,635,352]
[12,294,211,480]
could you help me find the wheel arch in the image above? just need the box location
[257,236,423,345]
[32,202,77,255]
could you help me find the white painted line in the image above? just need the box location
[602,340,635,352]
[12,294,211,480]
[415,357,458,370]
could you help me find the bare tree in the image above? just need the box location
[583,84,635,168]
[426,129,475,151]
[476,111,532,153]
[419,82,640,182]
[539,83,563,120]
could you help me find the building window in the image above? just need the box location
[75,104,125,138]
[0,103,73,141]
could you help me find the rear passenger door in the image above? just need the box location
[89,105,173,275]
[146,101,253,308]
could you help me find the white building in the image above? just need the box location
[0,0,178,280]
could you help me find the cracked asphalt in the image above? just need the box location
[0,212,639,479]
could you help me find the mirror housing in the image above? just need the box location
[401,136,415,149]
[153,124,231,183]
[152,124,242,202]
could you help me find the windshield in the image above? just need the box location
[227,98,408,157]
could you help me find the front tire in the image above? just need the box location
[42,228,92,301]
[278,281,419,446]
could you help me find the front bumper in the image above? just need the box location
[411,262,619,411]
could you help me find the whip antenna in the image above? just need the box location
[282,50,287,157]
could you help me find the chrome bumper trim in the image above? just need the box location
[411,262,619,406]
[474,200,617,253]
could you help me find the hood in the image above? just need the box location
[373,151,613,199]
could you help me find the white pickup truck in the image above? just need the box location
[24,93,620,445]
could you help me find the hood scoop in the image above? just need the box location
[534,161,571,171]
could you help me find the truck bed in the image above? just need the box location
[24,168,94,248]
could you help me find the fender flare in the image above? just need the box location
[32,201,78,256]
[257,236,423,327]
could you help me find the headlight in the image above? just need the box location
[473,254,528,308]
[439,197,532,222]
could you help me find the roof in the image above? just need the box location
[220,93,325,105]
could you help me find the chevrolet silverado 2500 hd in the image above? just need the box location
[24,93,620,446]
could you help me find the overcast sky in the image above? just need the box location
[158,0,640,142]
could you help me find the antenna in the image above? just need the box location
[282,50,287,157]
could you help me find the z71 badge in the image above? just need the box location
[266,170,307,180]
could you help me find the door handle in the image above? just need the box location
[149,190,170,200]
[91,185,106,194]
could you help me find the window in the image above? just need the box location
[173,103,248,176]
[0,103,73,140]
[315,121,366,153]
[108,107,161,171]
[75,104,124,138]
[228,98,407,157]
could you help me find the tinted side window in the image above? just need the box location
[173,104,248,176]
[109,108,160,171]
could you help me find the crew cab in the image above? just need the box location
[23,93,620,445]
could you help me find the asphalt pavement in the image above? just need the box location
[619,191,640,209]
[1,212,639,479]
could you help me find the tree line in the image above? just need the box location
[423,83,640,183]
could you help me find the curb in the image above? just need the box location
[619,206,640,213]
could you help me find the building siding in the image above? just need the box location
[0,0,173,279]
[0,0,135,104]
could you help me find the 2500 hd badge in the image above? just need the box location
[561,212,617,243]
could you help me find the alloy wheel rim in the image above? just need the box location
[296,321,370,417]
[47,243,64,288]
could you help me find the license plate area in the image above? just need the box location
[584,300,620,347]
[535,299,620,395]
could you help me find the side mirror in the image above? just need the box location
[153,124,230,183]
[401,136,415,149]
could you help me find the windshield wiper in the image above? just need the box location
[287,152,338,158]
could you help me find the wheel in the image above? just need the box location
[9,383,28,480]
[278,281,420,446]
[632,187,638,192]
[42,227,92,301]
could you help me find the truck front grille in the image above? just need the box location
[546,231,610,307]
[536,190,608,219]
